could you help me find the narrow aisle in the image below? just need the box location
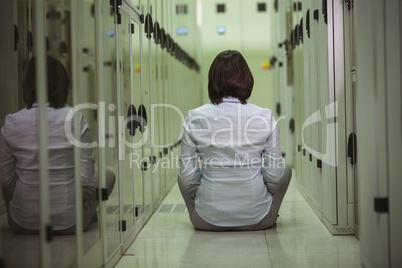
[115,170,360,268]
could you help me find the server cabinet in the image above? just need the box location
[355,0,402,267]
[291,0,355,235]
[269,0,295,167]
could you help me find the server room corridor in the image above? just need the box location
[1,0,401,267]
[114,170,360,268]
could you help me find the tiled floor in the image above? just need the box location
[114,176,361,268]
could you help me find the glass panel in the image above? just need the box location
[102,0,121,258]
[118,10,135,234]
[46,2,80,266]
[1,0,40,265]
[0,0,80,266]
[132,17,145,220]
[76,0,102,255]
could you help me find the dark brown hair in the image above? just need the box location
[22,56,69,109]
[208,50,254,105]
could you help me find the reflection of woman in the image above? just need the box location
[0,56,114,235]
[178,50,292,231]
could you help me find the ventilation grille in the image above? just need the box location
[335,226,354,234]
[156,203,187,214]
[106,204,134,214]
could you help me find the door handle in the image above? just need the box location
[306,9,310,38]
[27,31,33,52]
[347,133,357,165]
[300,18,303,44]
[145,13,154,39]
[160,28,166,49]
[322,0,328,24]
[127,104,140,136]
[154,21,161,44]
[166,34,172,52]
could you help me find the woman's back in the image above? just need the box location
[182,98,282,226]
[2,105,94,230]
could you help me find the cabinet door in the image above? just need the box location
[386,2,402,266]
[100,1,123,262]
[130,15,145,222]
[355,1,389,267]
[320,0,337,226]
[153,0,166,198]
[149,1,162,205]
[118,9,137,239]
[141,3,154,216]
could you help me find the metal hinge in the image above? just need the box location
[14,25,19,51]
[351,67,357,83]
[317,159,322,169]
[119,220,127,231]
[117,12,121,24]
[96,188,109,201]
[348,133,357,165]
[345,0,354,10]
[46,224,53,242]
[110,0,122,10]
[374,198,388,213]
[313,9,319,21]
[130,23,135,34]
[322,0,328,24]
[135,207,139,217]
[110,0,122,24]
[141,161,148,171]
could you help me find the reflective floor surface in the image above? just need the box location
[115,170,360,268]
